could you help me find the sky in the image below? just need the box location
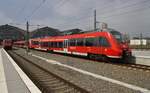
[0,0,150,38]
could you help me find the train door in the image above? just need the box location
[63,39,68,53]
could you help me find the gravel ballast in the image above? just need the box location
[12,48,150,93]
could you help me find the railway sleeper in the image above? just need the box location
[32,71,49,74]
[45,80,62,85]
[8,51,90,93]
[50,84,71,90]
[51,83,87,93]
[37,79,60,86]
[36,78,58,82]
[47,82,66,88]
[39,83,73,93]
[53,87,76,93]
[31,74,53,78]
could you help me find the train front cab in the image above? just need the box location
[108,30,132,62]
[2,39,12,50]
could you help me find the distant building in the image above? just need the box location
[130,39,147,45]
[30,27,61,38]
[130,37,150,45]
[0,24,25,41]
[61,28,82,35]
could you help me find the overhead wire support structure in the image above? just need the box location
[55,0,150,30]
[25,0,46,22]
[94,10,97,31]
[26,21,30,53]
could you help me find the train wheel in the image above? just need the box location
[99,55,109,62]
[48,50,53,53]
[88,53,97,61]
[88,53,109,62]
[88,53,94,60]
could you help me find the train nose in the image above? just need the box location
[120,43,132,57]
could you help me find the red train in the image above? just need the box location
[2,39,13,49]
[14,29,132,61]
[13,41,26,48]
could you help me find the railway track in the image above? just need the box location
[92,58,150,72]
[118,63,150,71]
[8,50,90,93]
[31,48,150,72]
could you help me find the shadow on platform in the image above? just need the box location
[125,56,136,64]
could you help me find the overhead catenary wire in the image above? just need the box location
[25,0,46,22]
[55,0,150,29]
[10,0,31,24]
[60,5,150,30]
[9,22,47,32]
[55,0,71,9]
[57,0,149,26]
[8,0,150,32]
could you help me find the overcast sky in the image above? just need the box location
[0,0,150,37]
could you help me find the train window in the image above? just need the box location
[44,42,48,47]
[76,38,84,46]
[56,42,59,48]
[40,42,42,46]
[51,42,54,47]
[41,42,48,47]
[109,30,124,43]
[99,37,110,47]
[53,42,57,47]
[58,42,63,48]
[69,39,76,46]
[55,42,57,48]
[48,42,51,47]
[85,37,98,46]
[32,41,39,45]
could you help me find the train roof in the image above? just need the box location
[30,29,121,42]
[38,31,111,42]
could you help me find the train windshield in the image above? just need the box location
[109,29,124,43]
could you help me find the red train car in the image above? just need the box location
[29,29,131,61]
[2,39,13,49]
[29,38,42,49]
[13,41,26,48]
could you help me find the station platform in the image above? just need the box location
[0,48,41,93]
[132,50,150,66]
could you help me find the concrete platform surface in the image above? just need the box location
[0,48,41,93]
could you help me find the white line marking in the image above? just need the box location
[136,56,150,59]
[2,49,41,93]
[0,49,8,93]
[31,53,150,93]
[72,52,87,56]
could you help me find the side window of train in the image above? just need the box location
[40,42,42,46]
[48,42,51,47]
[69,39,76,46]
[42,42,45,47]
[31,41,34,44]
[33,41,36,45]
[33,41,37,45]
[56,42,60,48]
[99,37,110,47]
[58,42,63,48]
[45,42,48,47]
[76,38,84,46]
[53,42,57,47]
[36,41,39,45]
[85,37,98,46]
[51,42,54,47]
